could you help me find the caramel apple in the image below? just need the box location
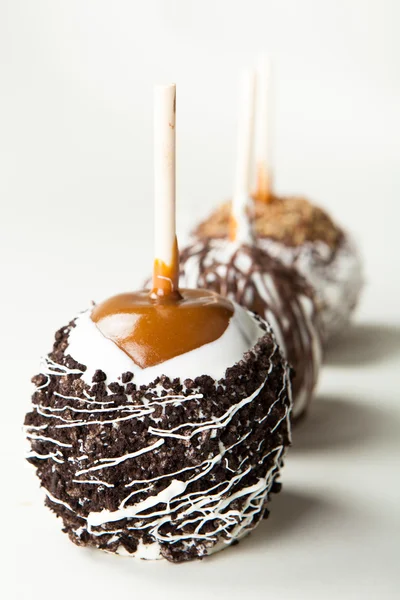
[24,84,292,563]
[193,196,363,342]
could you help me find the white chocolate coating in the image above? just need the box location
[257,234,363,342]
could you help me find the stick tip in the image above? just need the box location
[154,84,176,115]
[155,83,176,90]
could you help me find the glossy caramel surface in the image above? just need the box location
[91,289,234,369]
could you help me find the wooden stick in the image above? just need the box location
[254,56,273,203]
[230,70,256,243]
[151,84,180,300]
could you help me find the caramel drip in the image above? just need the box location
[229,215,238,242]
[151,237,181,301]
[254,165,272,204]
[91,289,234,369]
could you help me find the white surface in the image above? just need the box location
[1,1,399,599]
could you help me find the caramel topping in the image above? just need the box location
[91,289,234,369]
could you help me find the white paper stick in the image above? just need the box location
[153,84,176,268]
[254,56,272,201]
[231,70,256,242]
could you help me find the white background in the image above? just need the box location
[1,1,399,599]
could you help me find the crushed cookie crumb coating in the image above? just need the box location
[25,315,292,563]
